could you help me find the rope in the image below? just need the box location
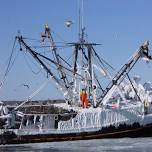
[4,39,16,76]
[92,47,115,71]
[22,51,41,75]
[0,38,18,90]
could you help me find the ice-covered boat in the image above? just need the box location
[1,2,152,145]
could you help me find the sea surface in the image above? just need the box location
[0,138,152,152]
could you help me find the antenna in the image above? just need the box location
[78,0,85,42]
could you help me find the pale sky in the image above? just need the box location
[0,0,152,101]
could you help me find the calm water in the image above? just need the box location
[1,138,152,152]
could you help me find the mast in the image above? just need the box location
[42,24,69,89]
[87,44,93,96]
[71,0,100,106]
[78,0,84,41]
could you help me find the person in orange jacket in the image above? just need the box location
[80,89,88,108]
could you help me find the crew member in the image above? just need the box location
[80,89,88,108]
[144,99,149,114]
[92,85,97,107]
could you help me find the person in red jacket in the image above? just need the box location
[80,89,88,108]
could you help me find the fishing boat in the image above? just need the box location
[1,2,152,145]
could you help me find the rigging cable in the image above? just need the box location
[51,29,68,44]
[40,53,83,80]
[58,55,72,68]
[31,44,72,49]
[92,46,115,71]
[44,60,82,80]
[81,46,88,61]
[22,51,41,75]
[0,38,18,90]
[4,38,17,76]
[126,73,142,102]
[15,79,50,110]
